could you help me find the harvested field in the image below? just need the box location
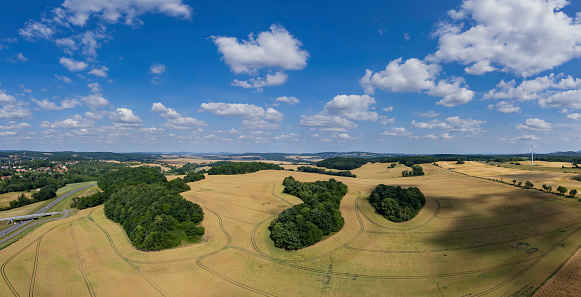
[0,192,32,208]
[1,167,581,296]
[439,161,581,193]
[0,202,43,219]
[534,247,581,296]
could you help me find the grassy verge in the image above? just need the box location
[48,184,99,212]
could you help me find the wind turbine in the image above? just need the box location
[530,142,538,166]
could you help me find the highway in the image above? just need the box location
[0,183,97,245]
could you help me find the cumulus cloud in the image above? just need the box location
[0,89,31,120]
[59,57,88,71]
[150,63,166,74]
[379,116,396,125]
[60,0,192,27]
[539,90,581,109]
[212,24,309,75]
[415,111,439,117]
[360,58,438,94]
[55,75,72,83]
[231,72,288,90]
[151,102,207,129]
[567,113,581,120]
[88,66,109,77]
[79,83,109,109]
[427,78,475,107]
[31,98,81,110]
[0,91,17,105]
[0,122,32,130]
[382,106,393,112]
[200,102,282,129]
[16,53,28,62]
[361,58,473,107]
[299,114,357,130]
[428,0,581,77]
[40,114,95,129]
[323,95,378,121]
[381,127,412,137]
[411,116,486,134]
[19,20,54,41]
[488,101,521,113]
[516,118,552,132]
[109,108,142,127]
[515,135,540,141]
[275,96,300,105]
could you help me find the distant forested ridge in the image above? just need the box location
[368,184,426,222]
[316,157,367,170]
[269,176,348,250]
[104,184,204,251]
[207,162,284,175]
[297,166,356,177]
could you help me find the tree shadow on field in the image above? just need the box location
[421,176,581,296]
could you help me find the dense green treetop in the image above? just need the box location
[368,184,426,223]
[207,162,283,175]
[316,157,367,170]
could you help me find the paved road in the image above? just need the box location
[0,183,96,245]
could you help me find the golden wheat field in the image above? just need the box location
[0,192,32,208]
[1,163,581,296]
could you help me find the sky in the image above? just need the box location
[1,0,581,154]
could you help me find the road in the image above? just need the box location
[0,183,97,246]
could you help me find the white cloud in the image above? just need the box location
[40,114,95,129]
[275,96,300,105]
[567,113,581,120]
[241,119,279,130]
[19,20,54,41]
[464,60,495,75]
[0,91,17,105]
[0,131,18,137]
[88,66,109,77]
[333,133,351,139]
[489,101,521,113]
[232,72,288,89]
[360,58,438,94]
[212,24,309,75]
[74,83,109,109]
[323,95,378,121]
[379,116,396,125]
[415,111,439,117]
[273,133,299,140]
[428,78,475,107]
[441,133,454,139]
[59,57,88,71]
[151,102,207,129]
[32,98,81,110]
[109,108,142,127]
[264,107,283,122]
[429,0,581,77]
[361,58,473,107]
[16,53,28,62]
[55,75,72,83]
[539,89,581,109]
[60,0,192,26]
[299,114,357,130]
[382,106,393,112]
[0,105,32,120]
[0,122,31,130]
[150,63,166,74]
[412,116,486,134]
[516,118,552,132]
[381,127,411,136]
[201,102,266,118]
[55,28,112,57]
[515,134,540,141]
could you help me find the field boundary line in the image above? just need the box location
[70,222,96,297]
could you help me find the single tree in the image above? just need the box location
[557,186,568,195]
[512,179,517,185]
[524,181,534,189]
[542,184,548,192]
[548,185,552,193]
[570,189,577,198]
[518,181,522,187]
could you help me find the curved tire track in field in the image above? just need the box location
[70,223,95,297]
[87,216,169,297]
[195,208,276,297]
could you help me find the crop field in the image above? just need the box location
[1,165,581,296]
[438,161,581,193]
[0,202,44,220]
[0,192,32,208]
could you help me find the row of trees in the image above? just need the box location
[316,157,367,170]
[368,184,426,222]
[268,177,348,250]
[104,184,204,251]
[207,162,284,175]
[296,166,356,177]
[401,165,424,177]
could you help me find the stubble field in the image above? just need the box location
[1,163,581,296]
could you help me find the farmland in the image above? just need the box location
[1,163,581,296]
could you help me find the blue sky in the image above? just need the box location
[1,0,581,154]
